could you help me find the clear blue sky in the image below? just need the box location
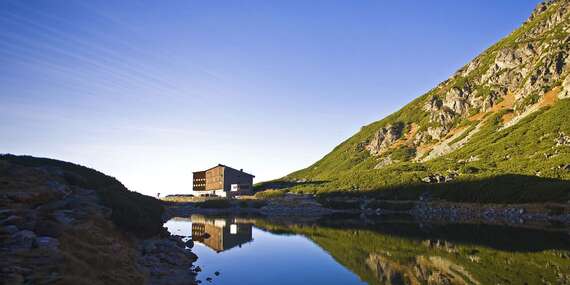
[0,0,539,196]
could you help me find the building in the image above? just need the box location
[191,215,253,252]
[192,164,254,197]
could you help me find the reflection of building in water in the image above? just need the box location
[191,216,253,252]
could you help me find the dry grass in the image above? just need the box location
[254,189,286,200]
[57,216,144,285]
[161,195,206,203]
[538,86,560,108]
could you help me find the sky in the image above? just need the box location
[0,0,540,196]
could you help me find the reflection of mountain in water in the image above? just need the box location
[254,216,570,285]
[191,216,253,252]
[314,215,570,252]
[366,254,480,285]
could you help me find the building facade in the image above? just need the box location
[192,164,254,197]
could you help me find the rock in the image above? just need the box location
[36,236,60,250]
[529,1,550,20]
[374,157,394,169]
[3,274,25,284]
[142,240,158,255]
[53,210,74,225]
[365,123,404,155]
[10,230,37,250]
[1,215,25,227]
[194,266,202,273]
[186,251,198,262]
[1,225,19,235]
[424,95,443,112]
[457,155,479,163]
[559,76,570,99]
[427,126,447,141]
[185,239,194,249]
[206,277,212,282]
[443,87,471,115]
[37,199,70,212]
[169,235,186,248]
[34,220,65,238]
[555,132,570,147]
[214,271,220,276]
[421,174,455,184]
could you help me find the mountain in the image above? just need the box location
[263,0,570,202]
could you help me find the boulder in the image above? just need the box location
[10,230,37,250]
[52,210,75,226]
[421,174,455,184]
[36,236,60,250]
[34,220,65,238]
[555,132,570,147]
[1,215,25,227]
[0,225,19,235]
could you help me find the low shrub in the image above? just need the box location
[254,189,286,199]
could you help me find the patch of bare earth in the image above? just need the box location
[502,86,561,129]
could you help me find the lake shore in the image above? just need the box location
[163,193,570,227]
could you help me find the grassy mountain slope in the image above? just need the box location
[259,0,570,202]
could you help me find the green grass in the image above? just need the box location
[0,154,164,237]
[390,146,416,161]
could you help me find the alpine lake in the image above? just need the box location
[165,214,570,285]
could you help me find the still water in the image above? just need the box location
[164,215,570,285]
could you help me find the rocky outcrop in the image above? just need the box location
[423,96,456,140]
[559,75,570,99]
[443,87,471,115]
[139,237,199,285]
[374,156,395,169]
[0,157,198,284]
[366,253,479,285]
[555,132,570,146]
[420,0,570,144]
[365,123,404,155]
[421,173,456,184]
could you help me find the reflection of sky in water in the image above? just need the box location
[164,218,365,285]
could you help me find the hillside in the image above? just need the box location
[261,0,570,202]
[0,155,198,284]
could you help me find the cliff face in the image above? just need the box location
[276,1,570,199]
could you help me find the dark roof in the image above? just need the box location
[195,164,255,178]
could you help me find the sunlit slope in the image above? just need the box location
[267,1,570,200]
